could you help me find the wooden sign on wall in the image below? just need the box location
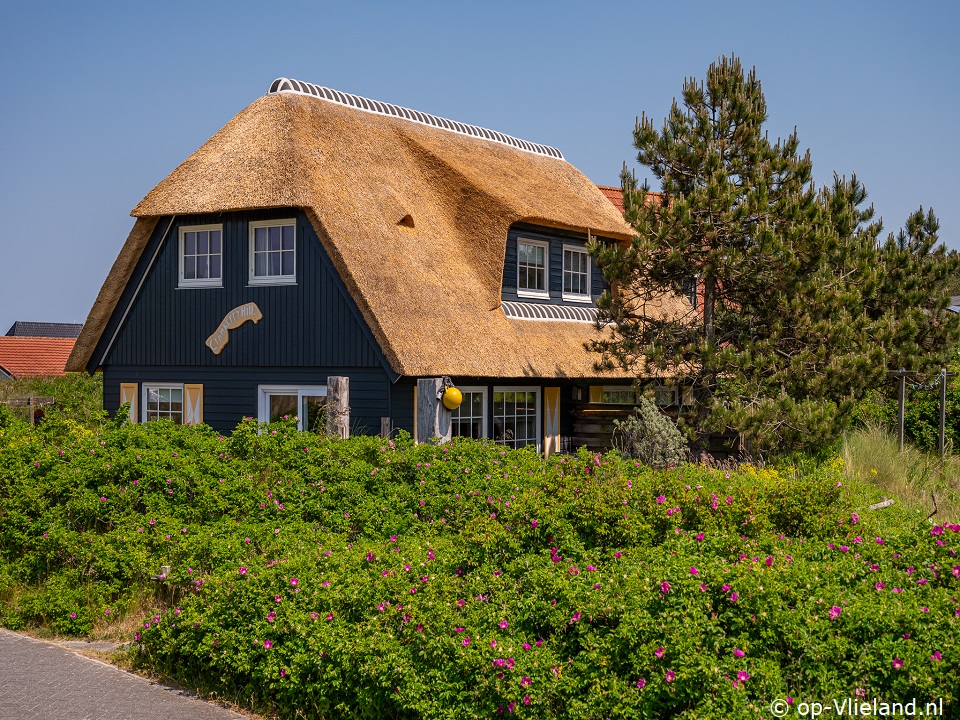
[206,303,263,355]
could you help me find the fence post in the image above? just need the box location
[940,368,947,456]
[897,370,905,453]
[325,376,350,439]
[416,378,452,444]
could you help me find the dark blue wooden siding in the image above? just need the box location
[92,209,390,372]
[501,224,610,306]
[104,366,393,435]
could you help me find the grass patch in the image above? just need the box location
[843,425,960,522]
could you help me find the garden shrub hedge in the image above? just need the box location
[0,408,957,718]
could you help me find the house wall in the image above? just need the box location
[93,209,389,369]
[391,376,586,446]
[103,365,393,435]
[94,208,398,434]
[501,223,609,306]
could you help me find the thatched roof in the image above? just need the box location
[69,82,663,378]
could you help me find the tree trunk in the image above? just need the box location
[703,273,716,345]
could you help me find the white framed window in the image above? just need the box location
[143,384,184,423]
[517,238,549,298]
[249,219,296,285]
[179,224,222,287]
[493,386,540,450]
[562,244,591,301]
[257,385,327,431]
[452,386,487,439]
[601,386,636,404]
[654,385,679,407]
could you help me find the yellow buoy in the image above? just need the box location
[442,387,463,410]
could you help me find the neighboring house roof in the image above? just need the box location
[597,185,625,215]
[69,80,681,378]
[6,321,83,338]
[0,337,76,378]
[949,296,960,313]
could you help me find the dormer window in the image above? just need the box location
[517,238,549,298]
[562,245,591,301]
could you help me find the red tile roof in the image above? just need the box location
[597,185,625,214]
[0,337,77,378]
[596,185,663,217]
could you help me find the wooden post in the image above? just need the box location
[416,378,452,444]
[897,370,906,453]
[940,368,947,456]
[28,394,35,426]
[380,417,391,438]
[325,376,350,439]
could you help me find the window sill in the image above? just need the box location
[516,290,550,300]
[247,278,297,287]
[561,294,593,304]
[178,283,223,289]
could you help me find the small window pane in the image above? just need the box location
[210,255,221,278]
[196,256,208,279]
[210,231,221,254]
[183,257,196,280]
[255,253,268,276]
[281,252,294,276]
[282,225,294,250]
[197,232,208,255]
[269,226,281,251]
[269,394,297,422]
[255,227,267,251]
[184,232,196,255]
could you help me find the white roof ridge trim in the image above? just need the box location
[268,77,566,161]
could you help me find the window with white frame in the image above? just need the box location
[257,385,327,431]
[249,219,296,284]
[179,224,222,287]
[654,385,679,407]
[493,387,540,450]
[562,245,591,300]
[601,386,636,404]
[452,386,487,439]
[517,239,548,297]
[143,385,184,423]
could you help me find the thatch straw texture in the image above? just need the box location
[69,91,663,378]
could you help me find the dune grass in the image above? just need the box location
[842,425,960,522]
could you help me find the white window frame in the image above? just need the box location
[561,243,591,302]
[654,385,679,407]
[451,386,488,439]
[516,238,549,299]
[601,386,636,404]
[142,383,184,424]
[178,224,223,288]
[492,386,540,451]
[249,219,297,285]
[257,385,327,431]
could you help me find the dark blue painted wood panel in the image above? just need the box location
[104,366,392,435]
[91,209,391,373]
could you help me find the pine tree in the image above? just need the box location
[590,55,960,456]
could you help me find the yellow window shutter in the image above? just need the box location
[589,386,603,404]
[120,383,138,424]
[543,387,560,457]
[184,384,204,425]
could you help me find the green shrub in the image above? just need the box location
[1,416,957,718]
[612,397,689,469]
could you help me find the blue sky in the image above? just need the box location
[1,1,958,336]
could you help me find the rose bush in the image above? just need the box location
[0,409,957,718]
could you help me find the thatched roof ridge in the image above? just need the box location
[70,87,651,377]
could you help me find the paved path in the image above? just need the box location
[0,628,249,720]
